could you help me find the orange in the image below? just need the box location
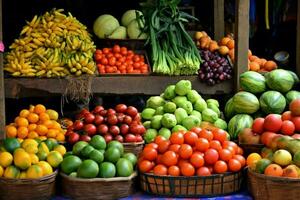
[47,129,58,138]
[260,58,267,67]
[264,164,283,177]
[51,121,61,130]
[226,39,235,49]
[34,104,46,114]
[249,55,258,62]
[5,125,17,138]
[219,37,231,46]
[56,133,65,142]
[28,131,39,139]
[249,62,260,71]
[29,105,35,113]
[17,127,29,139]
[218,46,229,55]
[246,153,262,169]
[228,49,235,60]
[39,113,50,121]
[282,165,299,178]
[28,124,37,131]
[264,60,277,71]
[43,120,54,129]
[27,113,39,123]
[36,125,48,136]
[253,58,263,66]
[15,117,29,127]
[19,109,30,118]
[209,41,219,52]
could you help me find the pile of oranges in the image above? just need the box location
[5,104,66,142]
[138,128,246,176]
[195,31,278,72]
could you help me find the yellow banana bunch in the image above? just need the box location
[4,8,96,77]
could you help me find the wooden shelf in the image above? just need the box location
[4,76,233,98]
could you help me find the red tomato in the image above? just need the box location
[120,47,127,55]
[142,147,158,161]
[228,159,242,172]
[153,164,168,175]
[233,155,246,167]
[168,144,181,153]
[209,140,222,151]
[195,138,209,152]
[154,135,166,144]
[68,132,80,144]
[138,160,154,173]
[113,45,121,53]
[84,124,97,136]
[264,114,282,132]
[196,167,211,176]
[162,151,178,167]
[289,99,300,116]
[236,147,244,155]
[198,129,214,141]
[126,106,138,117]
[214,160,228,173]
[108,57,116,66]
[95,49,102,55]
[281,120,295,135]
[190,153,204,168]
[145,143,158,150]
[170,132,184,144]
[179,144,193,159]
[95,53,102,62]
[180,163,195,176]
[260,131,277,146]
[252,118,265,134]
[103,48,110,54]
[212,128,227,143]
[282,111,292,121]
[292,116,300,132]
[219,149,233,162]
[158,140,170,154]
[168,166,180,176]
[184,131,198,145]
[204,149,219,165]
[222,141,238,153]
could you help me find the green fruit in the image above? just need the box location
[63,151,73,158]
[116,158,133,177]
[72,141,88,155]
[224,98,236,119]
[265,69,294,93]
[287,70,300,83]
[233,91,260,114]
[69,172,77,177]
[178,101,193,114]
[182,116,200,130]
[172,96,188,107]
[228,114,253,140]
[207,103,220,117]
[89,150,104,164]
[4,138,20,153]
[104,147,121,163]
[61,155,82,175]
[143,121,151,129]
[158,128,171,139]
[90,135,106,150]
[151,115,163,129]
[155,106,165,115]
[293,151,300,167]
[260,91,286,114]
[255,159,272,174]
[194,98,207,112]
[99,162,116,178]
[240,71,266,94]
[141,108,156,120]
[163,102,177,113]
[37,151,47,161]
[81,145,95,158]
[107,141,124,155]
[202,108,218,123]
[174,108,188,124]
[172,125,187,132]
[206,99,219,107]
[161,113,177,128]
[77,159,99,178]
[286,90,300,104]
[144,129,158,143]
[122,153,137,166]
[44,139,57,151]
[175,80,192,96]
[163,85,176,100]
[146,96,165,109]
[187,90,201,104]
[214,119,227,130]
[191,110,202,121]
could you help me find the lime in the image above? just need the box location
[89,150,104,164]
[77,160,99,178]
[90,135,106,150]
[104,147,121,163]
[72,141,88,155]
[81,145,95,158]
[107,141,124,155]
[116,158,133,177]
[99,162,116,178]
[61,155,82,174]
[4,138,20,153]
[122,153,137,166]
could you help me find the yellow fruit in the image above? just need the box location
[39,136,47,141]
[27,113,39,123]
[24,144,38,154]
[36,125,48,136]
[54,145,66,156]
[28,124,37,131]
[5,125,17,138]
[37,161,53,176]
[28,131,39,139]
[21,139,38,149]
[46,109,59,121]
[19,171,27,179]
[52,121,61,130]
[26,165,43,179]
[47,129,58,138]
[38,142,50,154]
[0,166,4,177]
[13,148,25,155]
[39,113,50,121]
[56,133,65,142]
[29,154,39,164]
[43,120,54,129]
[247,153,262,170]
[17,138,24,144]
[15,117,29,127]
[47,151,63,168]
[4,166,20,178]
[19,109,30,118]
[14,150,31,170]
[34,104,46,114]
[0,152,13,167]
[29,105,35,113]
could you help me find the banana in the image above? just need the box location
[20,26,30,35]
[29,15,38,27]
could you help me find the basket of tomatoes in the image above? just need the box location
[138,128,245,197]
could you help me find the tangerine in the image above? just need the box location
[17,127,29,139]
[15,117,29,127]
[264,164,283,177]
[36,125,48,136]
[19,109,30,118]
[27,113,39,123]
[6,125,17,138]
[249,62,260,71]
[226,39,235,49]
[34,104,46,114]
[39,113,50,121]
[264,60,277,71]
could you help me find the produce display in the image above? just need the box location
[61,137,136,178]
[198,49,233,85]
[194,31,278,72]
[138,128,245,176]
[95,45,149,74]
[142,80,227,143]
[4,9,96,77]
[5,104,66,142]
[93,10,147,40]
[0,138,65,179]
[65,105,145,145]
[226,69,298,139]
[141,0,201,75]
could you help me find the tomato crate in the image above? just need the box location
[95,38,147,50]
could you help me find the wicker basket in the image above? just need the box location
[140,171,243,197]
[60,171,137,200]
[123,141,144,156]
[238,143,264,157]
[248,169,300,200]
[0,170,58,200]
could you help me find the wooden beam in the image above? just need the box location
[297,0,300,75]
[0,0,5,139]
[234,0,250,92]
[214,0,225,40]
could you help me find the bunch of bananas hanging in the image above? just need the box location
[4,8,96,77]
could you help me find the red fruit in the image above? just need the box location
[129,124,140,135]
[73,120,84,131]
[197,167,211,176]
[212,128,227,143]
[94,115,104,125]
[178,144,193,159]
[109,125,120,136]
[180,163,195,176]
[289,99,300,116]
[219,149,233,162]
[190,127,202,135]
[80,135,91,142]
[97,124,108,135]
[261,131,277,146]
[93,106,104,114]
[123,116,133,125]
[125,134,137,143]
[264,114,282,132]
[209,140,222,151]
[214,160,228,173]
[107,115,118,125]
[142,147,158,161]
[252,118,265,134]
[228,159,242,172]
[68,132,80,144]
[281,120,295,135]
[107,108,116,116]
[104,134,113,143]
[195,138,209,152]
[126,106,138,117]
[115,135,124,143]
[282,111,292,121]
[158,140,170,154]
[136,134,143,142]
[198,129,214,141]
[184,131,198,145]
[120,124,129,135]
[292,116,300,132]
[116,113,125,123]
[84,124,97,136]
[161,151,178,167]
[84,113,95,124]
[204,149,219,165]
[115,104,127,113]
[99,110,107,116]
[133,113,141,122]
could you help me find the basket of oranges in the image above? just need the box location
[138,128,245,197]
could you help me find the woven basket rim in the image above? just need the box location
[248,168,300,182]
[0,170,58,182]
[60,171,137,182]
[122,141,144,146]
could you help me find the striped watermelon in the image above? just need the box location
[233,91,260,114]
[240,71,266,94]
[224,98,235,120]
[259,91,286,114]
[265,69,294,93]
[228,114,253,139]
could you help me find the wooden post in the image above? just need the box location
[234,0,250,92]
[214,0,225,40]
[0,0,5,139]
[297,0,300,75]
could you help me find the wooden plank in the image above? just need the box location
[297,0,300,75]
[0,0,5,139]
[234,0,250,92]
[214,0,225,40]
[4,76,233,97]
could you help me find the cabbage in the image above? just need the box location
[127,19,147,39]
[202,108,218,123]
[175,80,192,96]
[108,26,127,39]
[146,96,165,109]
[163,85,176,100]
[121,10,143,27]
[93,15,120,38]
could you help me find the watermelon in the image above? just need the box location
[265,69,294,93]
[286,90,300,104]
[228,114,253,139]
[287,70,299,84]
[259,91,286,114]
[240,71,266,93]
[232,91,260,114]
[224,98,235,119]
